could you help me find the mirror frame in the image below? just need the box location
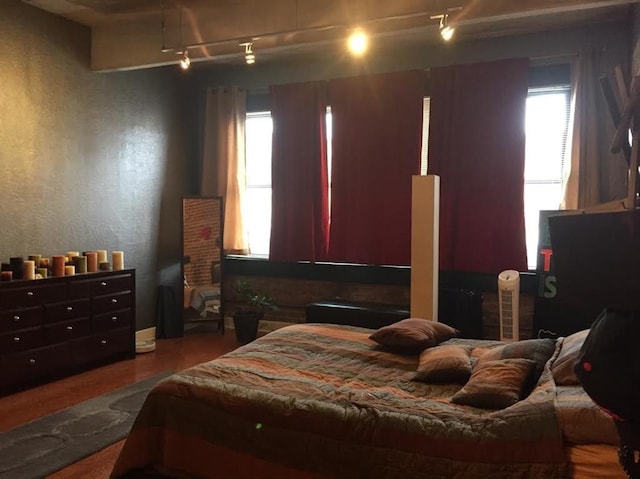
[181,195,224,333]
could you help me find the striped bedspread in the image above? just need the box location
[111,323,567,478]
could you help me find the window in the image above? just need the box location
[244,112,272,256]
[524,86,571,269]
[244,89,570,268]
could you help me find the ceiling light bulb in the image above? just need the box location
[347,29,368,56]
[179,51,191,70]
[440,25,455,41]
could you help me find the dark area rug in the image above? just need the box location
[0,371,174,479]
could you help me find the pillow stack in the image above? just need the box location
[451,338,557,409]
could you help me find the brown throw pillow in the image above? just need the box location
[473,338,556,392]
[451,358,536,409]
[369,318,459,354]
[552,329,589,385]
[414,345,472,383]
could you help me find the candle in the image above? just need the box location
[85,252,98,272]
[10,257,24,280]
[1,263,11,272]
[23,260,35,280]
[38,257,50,269]
[65,265,75,276]
[112,251,124,270]
[96,250,108,264]
[75,256,87,274]
[37,268,48,278]
[52,255,66,277]
[99,261,111,271]
[1,271,12,281]
[28,254,41,266]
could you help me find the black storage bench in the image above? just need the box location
[305,289,483,338]
[305,301,410,330]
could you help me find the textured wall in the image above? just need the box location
[0,1,188,330]
[633,4,640,75]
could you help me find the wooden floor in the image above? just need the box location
[0,330,240,479]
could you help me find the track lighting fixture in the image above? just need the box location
[431,13,455,41]
[241,42,256,65]
[179,50,191,70]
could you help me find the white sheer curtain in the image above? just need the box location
[201,86,249,254]
[562,48,627,209]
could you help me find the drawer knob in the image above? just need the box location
[66,306,73,312]
[13,315,20,322]
[111,298,118,304]
[27,291,34,297]
[101,281,107,287]
[100,339,107,345]
[111,316,117,322]
[66,326,74,331]
[29,359,36,366]
[13,336,20,343]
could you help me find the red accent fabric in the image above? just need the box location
[328,71,424,265]
[427,58,529,274]
[269,81,330,262]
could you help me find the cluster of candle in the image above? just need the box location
[0,250,125,282]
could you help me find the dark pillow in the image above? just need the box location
[451,358,536,409]
[552,329,588,385]
[369,318,459,354]
[414,345,472,383]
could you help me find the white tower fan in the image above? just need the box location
[498,270,520,342]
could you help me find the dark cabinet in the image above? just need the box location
[0,269,135,395]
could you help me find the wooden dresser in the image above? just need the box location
[0,269,135,395]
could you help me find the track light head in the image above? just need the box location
[241,42,256,65]
[179,50,191,70]
[431,13,456,41]
[347,28,368,56]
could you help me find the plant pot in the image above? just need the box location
[232,311,263,344]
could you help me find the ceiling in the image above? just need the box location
[21,0,640,71]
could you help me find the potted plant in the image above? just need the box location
[232,279,278,344]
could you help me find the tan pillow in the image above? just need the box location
[451,358,536,409]
[369,318,459,354]
[414,345,472,383]
[552,330,589,385]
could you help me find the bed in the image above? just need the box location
[110,322,625,479]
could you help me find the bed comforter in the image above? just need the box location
[111,323,567,478]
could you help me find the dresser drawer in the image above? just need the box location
[45,318,92,344]
[0,283,67,308]
[70,327,132,365]
[69,273,133,298]
[93,291,132,313]
[0,307,43,333]
[0,327,46,354]
[45,298,91,323]
[93,308,132,332]
[0,343,69,386]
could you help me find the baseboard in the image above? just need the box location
[135,327,156,341]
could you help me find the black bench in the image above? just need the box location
[305,289,483,338]
[305,301,410,330]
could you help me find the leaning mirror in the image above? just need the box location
[182,196,224,333]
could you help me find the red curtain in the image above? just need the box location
[427,58,529,273]
[269,81,330,262]
[328,71,424,265]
